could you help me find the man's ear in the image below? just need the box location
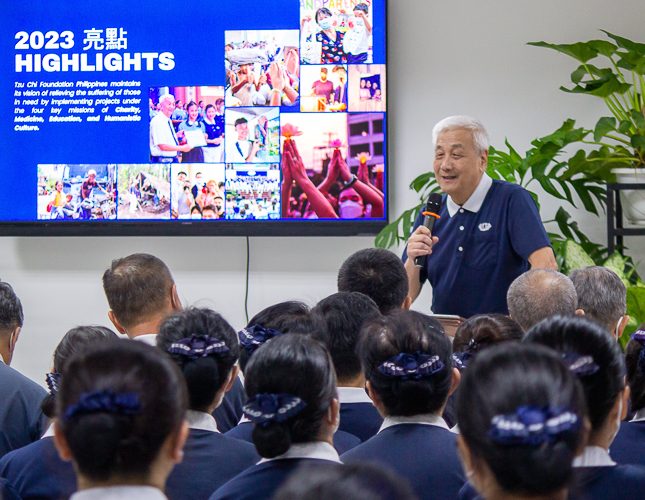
[479,149,489,172]
[107,311,127,336]
[170,284,182,311]
[617,315,630,339]
[402,296,412,310]
[575,309,585,316]
[53,420,74,462]
[9,326,21,353]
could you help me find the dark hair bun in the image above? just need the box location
[251,422,292,458]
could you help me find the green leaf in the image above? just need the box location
[561,73,632,98]
[374,204,423,249]
[409,172,435,193]
[601,31,645,56]
[528,41,599,63]
[626,286,645,332]
[603,252,631,287]
[587,39,618,58]
[631,135,645,150]
[594,116,617,141]
[618,120,633,133]
[631,109,645,129]
[564,240,596,272]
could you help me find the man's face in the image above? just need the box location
[236,122,249,140]
[177,173,186,183]
[433,128,488,205]
[196,174,203,183]
[202,209,217,219]
[240,64,252,76]
[160,98,175,117]
[320,71,327,82]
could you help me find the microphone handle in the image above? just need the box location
[414,216,437,267]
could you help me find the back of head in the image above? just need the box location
[311,292,381,383]
[507,269,578,331]
[41,325,119,419]
[273,462,418,500]
[57,340,187,482]
[102,253,174,329]
[456,343,587,497]
[569,266,626,332]
[0,282,23,336]
[337,248,409,314]
[453,314,523,368]
[359,309,452,416]
[244,334,336,458]
[157,307,239,412]
[523,315,623,433]
[624,324,645,413]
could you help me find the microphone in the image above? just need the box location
[414,192,443,267]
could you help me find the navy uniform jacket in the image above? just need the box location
[0,362,48,459]
[165,429,259,500]
[570,465,645,500]
[609,421,645,466]
[403,177,551,318]
[0,435,76,500]
[224,421,361,455]
[209,458,333,500]
[339,402,383,442]
[212,377,245,434]
[0,478,21,500]
[341,423,466,500]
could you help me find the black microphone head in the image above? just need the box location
[425,192,442,214]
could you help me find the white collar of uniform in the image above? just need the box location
[337,386,373,404]
[132,334,157,346]
[186,410,219,433]
[379,413,449,433]
[41,424,56,439]
[70,486,167,500]
[258,441,341,464]
[446,173,493,217]
[573,446,616,467]
[631,409,645,422]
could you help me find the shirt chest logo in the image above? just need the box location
[478,222,492,232]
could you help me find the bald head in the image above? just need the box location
[507,269,578,332]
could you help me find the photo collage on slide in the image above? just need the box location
[38,0,385,221]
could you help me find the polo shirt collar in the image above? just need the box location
[186,410,219,433]
[631,409,645,422]
[258,441,341,464]
[133,334,157,346]
[572,446,616,467]
[70,486,167,500]
[337,386,373,404]
[446,173,493,218]
[378,413,449,433]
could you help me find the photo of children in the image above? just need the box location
[117,164,170,219]
[171,164,226,219]
[37,164,116,220]
[300,2,373,65]
[348,65,385,112]
[149,86,225,164]
[225,107,280,163]
[224,167,281,220]
[300,65,348,112]
[225,30,300,108]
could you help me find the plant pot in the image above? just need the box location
[612,168,645,225]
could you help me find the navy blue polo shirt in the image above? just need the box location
[403,177,550,318]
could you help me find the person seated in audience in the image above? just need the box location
[0,282,48,459]
[609,324,645,465]
[311,292,383,442]
[570,266,630,340]
[337,248,411,314]
[341,310,465,500]
[524,315,645,500]
[52,340,189,500]
[102,253,244,433]
[506,268,581,332]
[157,308,259,500]
[0,325,118,500]
[210,335,342,500]
[225,302,359,454]
[456,343,589,500]
[272,461,419,500]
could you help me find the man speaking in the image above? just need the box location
[403,116,557,318]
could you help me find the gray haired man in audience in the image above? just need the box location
[570,266,629,339]
[507,268,583,332]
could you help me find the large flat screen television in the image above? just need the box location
[3,0,388,236]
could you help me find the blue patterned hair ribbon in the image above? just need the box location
[561,353,600,377]
[630,330,645,372]
[243,393,307,427]
[168,334,229,360]
[238,325,282,354]
[46,372,60,396]
[378,352,444,380]
[452,352,474,371]
[488,406,579,446]
[62,389,140,421]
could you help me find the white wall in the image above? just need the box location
[7,0,645,384]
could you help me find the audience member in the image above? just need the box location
[312,292,382,442]
[570,266,629,339]
[525,316,645,500]
[456,343,588,500]
[337,248,411,314]
[52,340,188,500]
[0,326,118,500]
[210,335,341,500]
[157,308,259,500]
[341,310,465,500]
[0,282,48,459]
[507,269,580,332]
[272,462,418,500]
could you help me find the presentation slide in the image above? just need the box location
[3,0,386,227]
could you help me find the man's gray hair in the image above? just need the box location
[507,268,578,332]
[159,93,175,105]
[432,115,490,154]
[570,266,627,332]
